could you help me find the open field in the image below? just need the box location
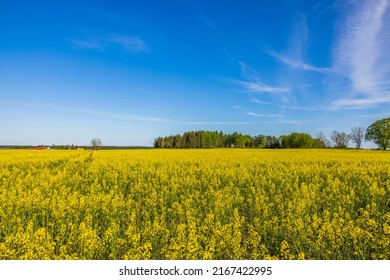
[0,149,389,260]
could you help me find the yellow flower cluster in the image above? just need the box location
[0,149,389,259]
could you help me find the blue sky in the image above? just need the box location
[1,0,389,147]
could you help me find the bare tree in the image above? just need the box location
[90,138,103,150]
[330,131,350,148]
[350,127,365,149]
[316,132,332,148]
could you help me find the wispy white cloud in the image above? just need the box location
[249,98,321,111]
[311,2,331,16]
[265,14,330,74]
[245,112,286,118]
[234,61,290,94]
[297,83,316,88]
[68,39,104,51]
[109,35,149,53]
[69,34,149,54]
[197,13,218,32]
[2,99,304,126]
[267,49,331,74]
[236,80,289,94]
[278,119,307,125]
[72,108,306,126]
[72,107,299,125]
[329,94,390,110]
[332,0,390,108]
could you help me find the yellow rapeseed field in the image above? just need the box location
[0,149,389,260]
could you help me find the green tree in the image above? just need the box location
[365,117,390,150]
[154,137,164,148]
[280,132,324,148]
[232,132,246,147]
[251,135,262,147]
[173,134,183,148]
[281,132,314,148]
[266,136,280,148]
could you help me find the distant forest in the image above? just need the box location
[154,130,326,149]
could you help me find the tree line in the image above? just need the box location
[154,131,281,149]
[154,117,390,150]
[154,130,326,149]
